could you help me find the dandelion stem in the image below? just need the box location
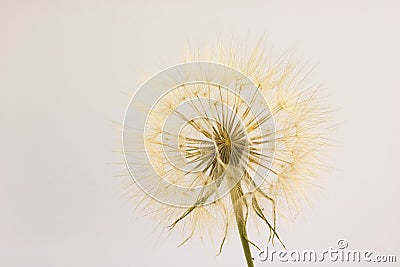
[230,183,254,267]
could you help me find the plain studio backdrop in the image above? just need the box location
[1,1,399,266]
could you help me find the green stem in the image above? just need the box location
[230,183,254,267]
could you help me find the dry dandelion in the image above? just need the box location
[122,40,332,267]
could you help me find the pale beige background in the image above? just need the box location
[1,0,399,266]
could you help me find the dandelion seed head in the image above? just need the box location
[123,40,332,254]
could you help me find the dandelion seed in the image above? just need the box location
[123,41,331,267]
